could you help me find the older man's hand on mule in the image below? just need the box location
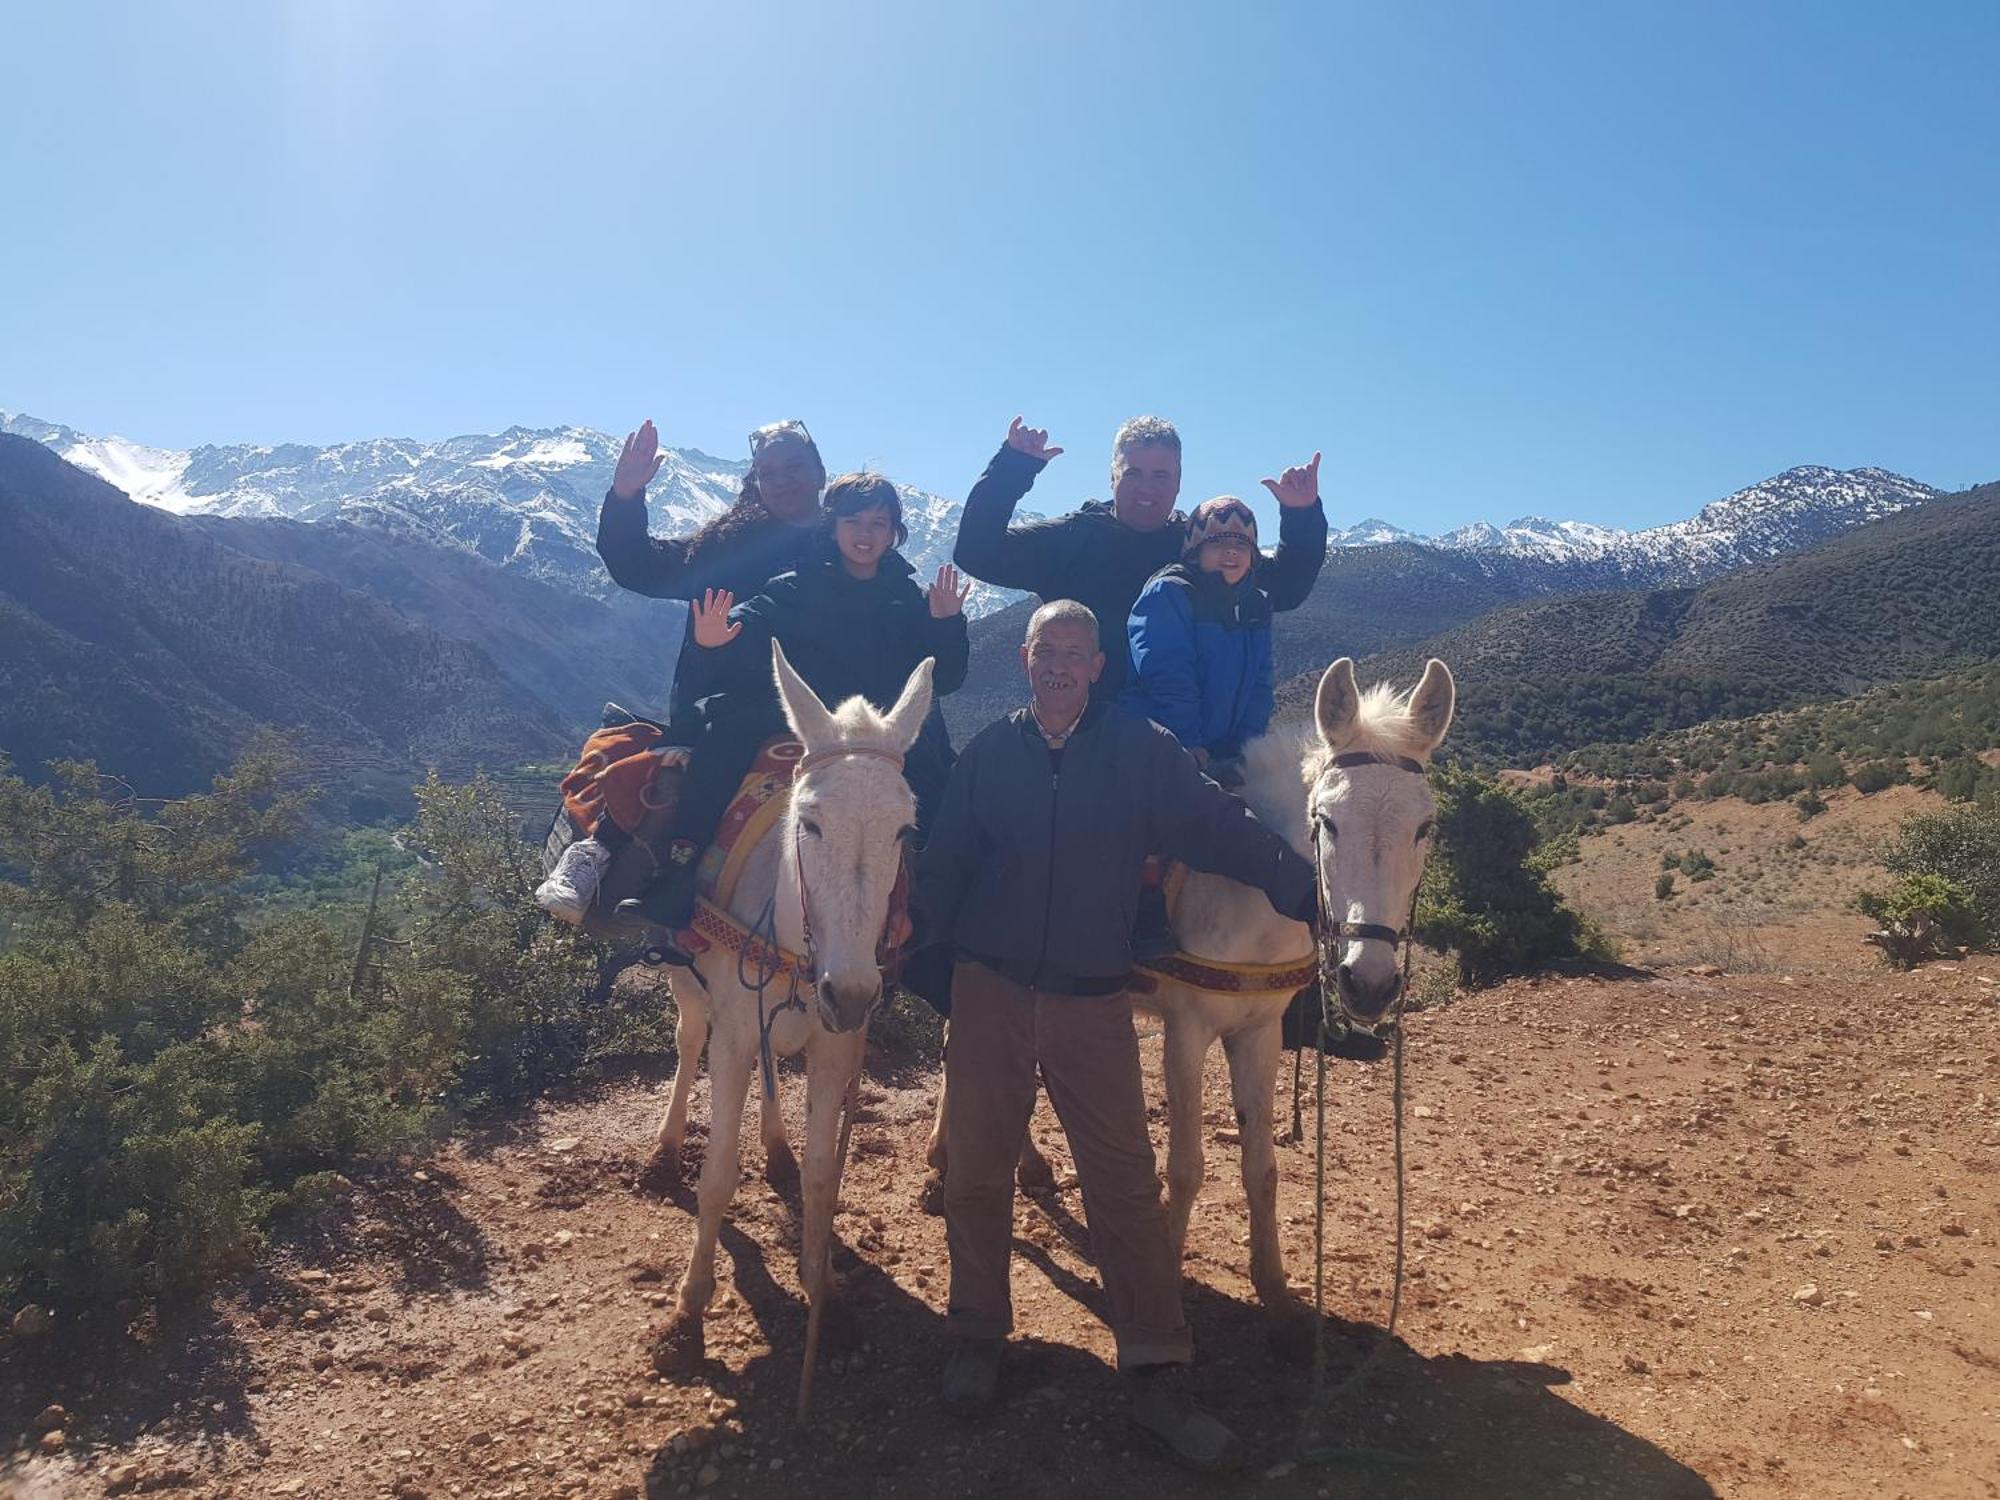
[1260,450,1321,509]
[1005,416,1064,463]
[690,588,741,648]
[613,419,666,500]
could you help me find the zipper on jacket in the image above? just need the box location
[1029,751,1062,990]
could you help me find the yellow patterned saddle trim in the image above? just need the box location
[1134,861,1314,996]
[685,897,813,982]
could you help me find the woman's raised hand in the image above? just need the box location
[1260,451,1322,510]
[612,419,666,500]
[928,564,973,619]
[691,588,742,648]
[1005,416,1064,463]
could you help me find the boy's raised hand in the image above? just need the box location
[612,419,666,500]
[690,588,741,648]
[1006,416,1064,463]
[1260,450,1322,509]
[928,564,973,619]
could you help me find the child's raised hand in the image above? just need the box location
[1260,451,1322,509]
[928,564,973,619]
[691,588,741,648]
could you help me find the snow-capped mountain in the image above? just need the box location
[3,410,1937,605]
[0,411,1016,615]
[1332,466,1937,587]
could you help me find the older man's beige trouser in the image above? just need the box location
[942,960,1193,1369]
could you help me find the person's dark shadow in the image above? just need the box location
[636,1191,1715,1500]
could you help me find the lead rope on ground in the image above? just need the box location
[1296,840,1429,1468]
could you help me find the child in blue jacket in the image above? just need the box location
[1123,493,1311,952]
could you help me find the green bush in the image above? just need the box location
[1857,874,1982,967]
[0,750,666,1317]
[1414,766,1594,986]
[1883,803,2000,937]
[1851,761,1900,794]
[1795,791,1828,821]
[1655,871,1676,900]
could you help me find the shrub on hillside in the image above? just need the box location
[1858,874,1982,968]
[1851,761,1902,794]
[1884,803,2000,934]
[0,751,662,1317]
[1414,766,1601,986]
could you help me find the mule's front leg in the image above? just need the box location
[798,1029,867,1417]
[1161,1007,1213,1270]
[641,980,709,1193]
[652,1025,753,1375]
[1224,1016,1311,1359]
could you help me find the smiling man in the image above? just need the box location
[916,600,1320,1471]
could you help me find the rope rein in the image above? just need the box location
[1297,755,1431,1466]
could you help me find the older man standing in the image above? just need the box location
[917,600,1318,1471]
[954,416,1329,701]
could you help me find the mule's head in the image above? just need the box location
[772,640,933,1035]
[1307,656,1454,1024]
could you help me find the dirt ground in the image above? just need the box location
[4,927,1997,1500]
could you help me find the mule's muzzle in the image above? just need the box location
[1335,962,1400,1025]
[817,976,882,1035]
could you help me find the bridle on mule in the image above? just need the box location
[746,744,910,1104]
[1310,751,1432,981]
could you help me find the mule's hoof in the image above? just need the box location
[1266,1305,1317,1367]
[1016,1149,1058,1196]
[649,1312,705,1375]
[764,1142,800,1192]
[917,1171,946,1217]
[636,1145,683,1197]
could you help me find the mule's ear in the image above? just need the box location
[1409,658,1455,754]
[772,638,837,746]
[1315,657,1360,748]
[881,657,935,754]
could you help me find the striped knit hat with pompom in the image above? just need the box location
[1182,496,1258,559]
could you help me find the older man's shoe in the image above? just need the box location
[941,1338,1002,1417]
[1125,1364,1242,1473]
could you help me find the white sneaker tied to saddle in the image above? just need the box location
[536,836,611,923]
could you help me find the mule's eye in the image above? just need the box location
[1415,819,1436,843]
[1315,812,1338,839]
[799,818,823,839]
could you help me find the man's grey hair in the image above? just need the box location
[1110,415,1181,485]
[1025,598,1100,651]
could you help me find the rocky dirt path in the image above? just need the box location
[5,959,1997,1499]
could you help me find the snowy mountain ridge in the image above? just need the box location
[3,411,1938,602]
[0,411,1013,614]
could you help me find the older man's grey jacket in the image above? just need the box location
[917,703,1316,991]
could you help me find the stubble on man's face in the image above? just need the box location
[1111,442,1182,533]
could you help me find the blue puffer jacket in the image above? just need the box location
[1120,563,1274,758]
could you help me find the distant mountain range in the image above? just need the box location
[2,405,1973,799]
[1275,478,2000,767]
[0,410,1015,614]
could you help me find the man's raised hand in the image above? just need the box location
[612,419,666,501]
[928,564,973,619]
[1006,416,1064,464]
[690,588,741,648]
[1260,451,1322,510]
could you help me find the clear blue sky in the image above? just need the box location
[3,1,1995,532]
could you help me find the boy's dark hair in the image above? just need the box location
[821,472,908,547]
